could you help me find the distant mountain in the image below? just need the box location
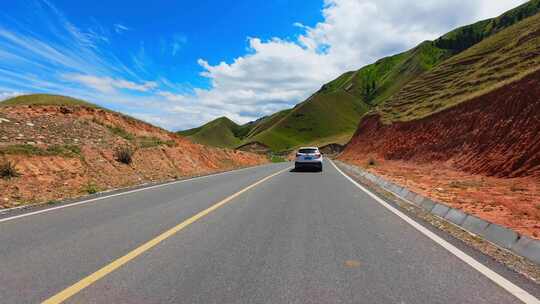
[178,0,540,152]
[177,117,247,148]
[178,110,292,149]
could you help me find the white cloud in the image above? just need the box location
[0,91,23,101]
[65,74,157,93]
[476,0,528,19]
[171,34,187,56]
[176,0,527,127]
[113,23,130,34]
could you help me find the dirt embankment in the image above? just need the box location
[340,70,540,238]
[342,69,540,178]
[0,105,267,208]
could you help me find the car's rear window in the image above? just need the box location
[299,148,318,154]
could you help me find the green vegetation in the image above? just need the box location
[434,0,540,53]
[0,144,44,156]
[0,159,19,179]
[0,94,99,108]
[82,182,100,194]
[270,154,286,163]
[178,117,253,148]
[179,1,540,152]
[247,91,369,151]
[243,109,291,139]
[178,117,243,148]
[317,42,449,106]
[44,145,82,157]
[376,8,540,123]
[136,136,176,148]
[106,125,134,140]
[178,91,368,152]
[0,144,81,157]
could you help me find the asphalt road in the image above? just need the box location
[0,160,538,303]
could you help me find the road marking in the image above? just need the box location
[0,164,279,224]
[330,160,540,304]
[42,166,290,304]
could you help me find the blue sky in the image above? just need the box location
[0,0,527,130]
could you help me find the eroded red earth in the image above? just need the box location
[0,105,267,208]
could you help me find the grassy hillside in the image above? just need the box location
[236,41,450,151]
[318,42,449,106]
[178,110,293,149]
[244,109,291,139]
[179,1,540,152]
[177,117,246,148]
[319,0,540,106]
[434,0,540,53]
[376,9,540,123]
[0,94,99,108]
[249,91,369,151]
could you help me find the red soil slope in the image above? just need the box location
[0,105,267,208]
[340,70,540,238]
[342,70,540,178]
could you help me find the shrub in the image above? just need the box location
[0,144,43,156]
[137,136,177,148]
[82,183,100,194]
[0,159,19,179]
[45,145,81,157]
[115,146,134,164]
[270,155,286,163]
[107,125,134,140]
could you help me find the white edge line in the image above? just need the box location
[330,160,539,304]
[0,163,283,224]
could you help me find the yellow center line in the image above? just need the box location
[42,166,290,304]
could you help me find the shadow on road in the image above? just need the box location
[290,168,323,173]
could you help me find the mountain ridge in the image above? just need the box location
[180,0,540,152]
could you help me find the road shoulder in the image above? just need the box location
[332,159,540,296]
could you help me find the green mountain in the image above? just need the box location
[376,4,540,123]
[178,1,540,152]
[178,110,294,149]
[177,117,248,148]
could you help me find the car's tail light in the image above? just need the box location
[314,153,321,159]
[296,153,301,157]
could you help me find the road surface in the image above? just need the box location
[0,160,538,303]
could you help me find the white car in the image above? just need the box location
[294,147,323,171]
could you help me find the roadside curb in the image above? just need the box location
[335,160,540,265]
